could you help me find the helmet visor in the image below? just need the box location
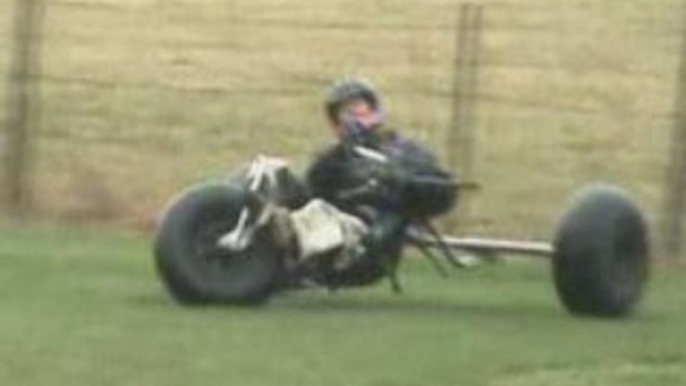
[336,99,385,134]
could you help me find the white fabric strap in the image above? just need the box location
[290,199,368,259]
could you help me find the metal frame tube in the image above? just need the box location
[413,235,554,258]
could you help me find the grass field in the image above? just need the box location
[1,0,685,242]
[1,3,685,385]
[0,223,684,386]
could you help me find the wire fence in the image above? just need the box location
[1,0,685,255]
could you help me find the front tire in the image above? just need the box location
[154,182,284,305]
[553,184,650,317]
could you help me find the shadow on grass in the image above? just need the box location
[129,290,562,319]
[130,287,659,324]
[268,292,566,320]
[129,290,663,329]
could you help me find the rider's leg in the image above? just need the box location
[318,211,406,287]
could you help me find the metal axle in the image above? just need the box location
[412,234,554,259]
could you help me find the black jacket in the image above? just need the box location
[305,130,456,221]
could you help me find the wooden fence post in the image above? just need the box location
[3,0,45,214]
[448,3,484,232]
[663,7,686,257]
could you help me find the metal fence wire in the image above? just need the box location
[1,0,685,256]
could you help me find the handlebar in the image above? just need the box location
[336,175,479,202]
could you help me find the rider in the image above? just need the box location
[308,77,454,219]
[299,77,456,286]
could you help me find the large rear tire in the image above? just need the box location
[553,184,650,317]
[154,182,284,305]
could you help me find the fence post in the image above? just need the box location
[3,0,45,214]
[663,8,686,258]
[447,3,483,232]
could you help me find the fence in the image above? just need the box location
[1,0,685,255]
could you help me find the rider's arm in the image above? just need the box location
[382,133,457,218]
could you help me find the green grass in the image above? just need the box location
[0,223,684,386]
[1,2,685,384]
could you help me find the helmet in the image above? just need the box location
[324,77,384,126]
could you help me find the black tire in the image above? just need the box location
[552,184,650,317]
[154,182,284,305]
